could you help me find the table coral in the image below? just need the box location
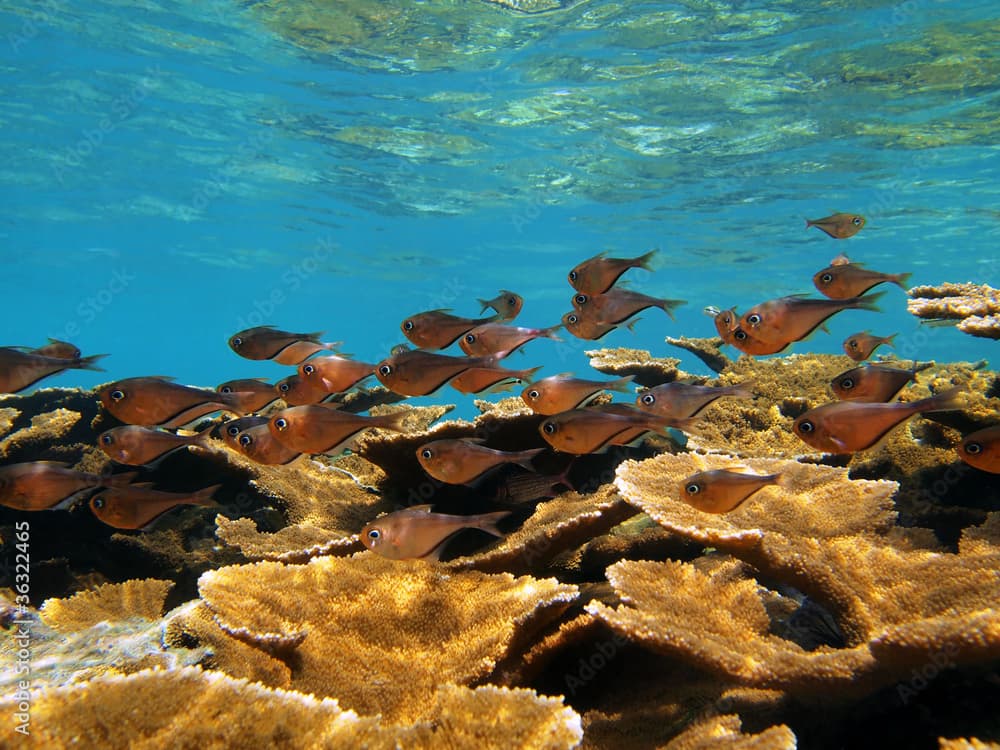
[198,553,578,723]
[907,282,1000,340]
[586,348,682,387]
[39,578,174,632]
[662,713,796,750]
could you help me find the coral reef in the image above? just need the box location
[39,578,173,632]
[585,348,682,387]
[907,282,1000,340]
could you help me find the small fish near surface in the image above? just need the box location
[637,381,754,420]
[98,425,212,467]
[830,363,924,403]
[233,424,301,466]
[298,356,376,394]
[793,388,963,454]
[99,377,247,428]
[216,379,280,414]
[268,404,406,455]
[521,374,634,415]
[0,347,107,394]
[399,309,499,350]
[416,438,545,485]
[449,363,541,395]
[374,349,506,397]
[572,288,685,324]
[275,373,331,406]
[0,462,135,511]
[89,483,220,530]
[19,338,82,360]
[568,249,657,295]
[539,405,697,455]
[228,326,342,365]
[679,469,784,514]
[843,331,896,362]
[562,310,641,341]
[813,259,911,299]
[740,293,883,348]
[361,505,511,561]
[805,213,865,239]
[957,425,1000,474]
[478,290,524,321]
[459,323,562,357]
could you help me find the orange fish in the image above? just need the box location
[740,293,883,347]
[268,405,406,455]
[805,213,865,239]
[0,462,134,511]
[400,309,498,350]
[275,374,330,406]
[0,347,106,394]
[957,425,1000,474]
[793,388,962,454]
[539,405,696,455]
[679,469,783,513]
[489,469,573,504]
[706,306,739,339]
[89,483,220,530]
[830,364,919,403]
[562,310,641,341]
[521,374,634,415]
[568,249,657,295]
[572,288,685,323]
[726,326,790,356]
[98,426,211,467]
[637,382,753,419]
[449,364,541,395]
[416,439,545,485]
[813,260,911,299]
[843,331,896,362]
[228,326,341,365]
[478,290,523,321]
[219,416,270,450]
[99,377,245,428]
[361,505,510,561]
[298,356,375,393]
[233,424,300,465]
[374,349,504,396]
[216,378,279,414]
[25,338,82,359]
[459,323,561,357]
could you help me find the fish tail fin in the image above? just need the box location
[321,341,346,353]
[519,366,544,383]
[372,410,409,432]
[624,317,643,333]
[543,324,563,341]
[76,353,109,372]
[607,375,636,394]
[305,331,326,343]
[804,217,815,229]
[662,415,702,436]
[659,298,687,321]
[477,298,492,314]
[193,484,223,507]
[474,510,512,538]
[219,391,250,417]
[723,381,755,400]
[105,471,139,488]
[917,386,965,414]
[884,333,898,348]
[893,272,913,290]
[772,473,791,490]
[636,248,658,271]
[513,447,546,471]
[855,289,886,312]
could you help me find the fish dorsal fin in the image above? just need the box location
[390,344,411,356]
[130,482,156,489]
[409,504,435,513]
[830,253,851,266]
[145,375,178,382]
[462,437,488,445]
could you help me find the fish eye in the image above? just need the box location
[232,336,243,347]
[641,394,656,405]
[569,270,577,281]
[220,385,233,393]
[685,483,701,495]
[964,441,983,455]
[93,497,105,509]
[464,334,476,344]
[567,314,578,325]
[852,217,862,226]
[303,364,315,375]
[798,420,815,433]
[734,330,748,341]
[840,377,855,390]
[821,273,833,284]
[527,389,540,400]
[379,365,392,376]
[848,340,859,349]
[507,297,516,305]
[403,321,414,331]
[367,529,381,540]
[110,389,125,401]
[100,434,114,445]
[279,383,290,393]
[274,418,289,431]
[420,449,433,459]
[747,314,762,326]
[575,294,588,306]
[543,422,557,434]
[239,434,253,447]
[227,425,240,437]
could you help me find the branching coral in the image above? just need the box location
[198,553,578,723]
[907,282,1000,340]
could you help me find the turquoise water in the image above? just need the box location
[2,1,997,417]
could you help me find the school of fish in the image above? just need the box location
[1,219,997,560]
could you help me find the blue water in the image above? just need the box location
[2,1,998,418]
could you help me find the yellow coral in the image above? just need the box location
[0,407,81,457]
[39,579,174,632]
[907,282,1000,339]
[662,713,796,750]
